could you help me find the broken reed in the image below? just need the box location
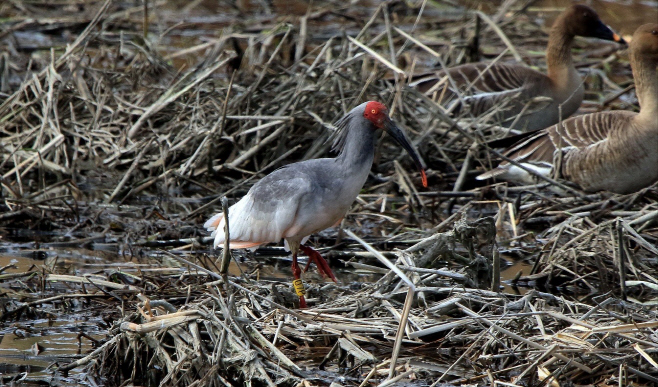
[0,0,656,386]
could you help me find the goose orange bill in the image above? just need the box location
[591,20,627,45]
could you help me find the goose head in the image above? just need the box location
[559,5,625,44]
[631,23,658,59]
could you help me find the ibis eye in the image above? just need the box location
[371,109,376,114]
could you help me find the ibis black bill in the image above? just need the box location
[383,118,428,187]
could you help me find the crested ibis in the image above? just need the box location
[205,101,427,307]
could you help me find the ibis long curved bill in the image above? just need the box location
[382,117,428,187]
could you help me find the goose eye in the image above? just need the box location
[371,109,377,114]
[652,30,658,36]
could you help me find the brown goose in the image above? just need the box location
[411,5,625,132]
[476,23,658,194]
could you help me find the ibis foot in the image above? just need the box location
[300,245,338,283]
[291,253,307,308]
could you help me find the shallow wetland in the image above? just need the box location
[1,0,657,386]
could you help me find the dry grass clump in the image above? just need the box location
[46,217,658,386]
[1,0,657,386]
[529,206,658,299]
[0,1,438,212]
[500,185,658,300]
[0,0,633,210]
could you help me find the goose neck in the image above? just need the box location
[631,52,658,121]
[546,23,576,87]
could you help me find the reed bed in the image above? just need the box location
[0,0,656,385]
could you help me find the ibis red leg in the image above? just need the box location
[291,253,307,308]
[300,245,338,283]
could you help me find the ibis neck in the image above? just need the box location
[335,117,376,171]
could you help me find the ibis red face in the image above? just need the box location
[363,101,428,187]
[363,101,388,128]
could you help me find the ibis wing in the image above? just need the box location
[208,169,314,249]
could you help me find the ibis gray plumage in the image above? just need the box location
[205,101,427,307]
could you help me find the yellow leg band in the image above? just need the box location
[292,279,306,297]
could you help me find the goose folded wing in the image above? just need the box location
[498,112,635,168]
[416,63,550,118]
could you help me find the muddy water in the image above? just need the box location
[0,317,103,378]
[500,258,533,293]
[185,0,657,36]
[435,0,658,36]
[0,244,388,384]
[0,241,534,384]
[0,253,105,385]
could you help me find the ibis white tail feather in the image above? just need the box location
[205,192,300,250]
[205,208,266,250]
[204,212,223,231]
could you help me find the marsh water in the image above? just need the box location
[0,232,533,385]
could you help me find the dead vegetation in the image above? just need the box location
[0,0,657,386]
